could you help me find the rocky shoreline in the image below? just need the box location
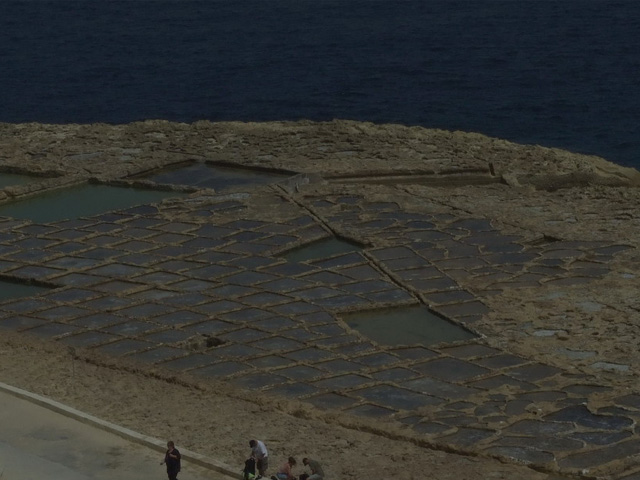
[2,120,640,479]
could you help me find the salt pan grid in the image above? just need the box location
[0,181,637,477]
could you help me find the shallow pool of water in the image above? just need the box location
[282,237,362,263]
[343,305,477,346]
[0,279,50,302]
[137,162,291,191]
[0,173,39,189]
[0,184,185,223]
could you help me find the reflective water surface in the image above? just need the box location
[0,184,185,223]
[343,305,477,346]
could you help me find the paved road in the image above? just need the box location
[0,389,233,480]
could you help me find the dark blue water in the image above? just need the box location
[2,0,639,168]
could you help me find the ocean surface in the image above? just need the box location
[1,0,639,168]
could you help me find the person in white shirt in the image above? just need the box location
[249,439,269,478]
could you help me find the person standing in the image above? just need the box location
[249,439,269,478]
[161,440,181,480]
[302,457,324,480]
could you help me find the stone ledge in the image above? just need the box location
[0,380,239,480]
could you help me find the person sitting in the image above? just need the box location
[271,456,297,480]
[302,458,324,480]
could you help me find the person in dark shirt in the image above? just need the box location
[161,440,182,480]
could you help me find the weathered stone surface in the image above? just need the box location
[414,357,490,382]
[128,346,187,363]
[437,427,496,447]
[400,376,479,400]
[558,439,640,470]
[484,446,555,465]
[503,419,574,436]
[354,384,443,410]
[543,405,633,430]
[3,119,640,477]
[192,361,251,378]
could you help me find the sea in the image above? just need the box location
[1,0,639,169]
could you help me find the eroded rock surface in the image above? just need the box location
[1,120,640,479]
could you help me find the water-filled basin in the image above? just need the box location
[137,162,291,191]
[0,279,50,302]
[0,173,40,189]
[282,237,362,263]
[0,184,185,223]
[343,305,477,346]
